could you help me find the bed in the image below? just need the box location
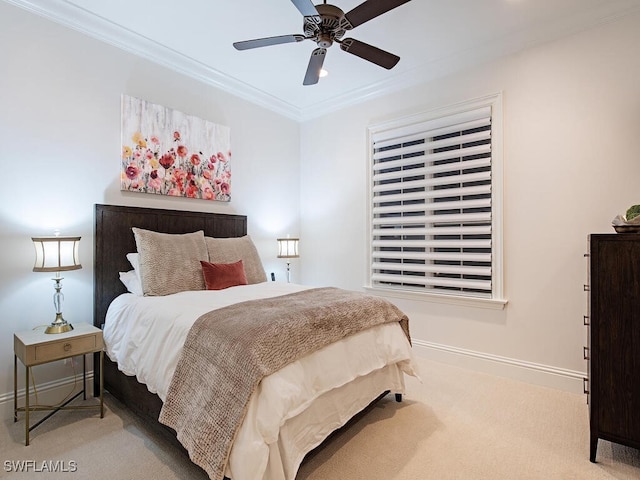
[93,203,417,480]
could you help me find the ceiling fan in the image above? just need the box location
[233,0,412,86]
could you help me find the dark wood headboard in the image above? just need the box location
[92,204,247,457]
[93,204,247,330]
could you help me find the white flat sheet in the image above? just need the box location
[103,282,418,480]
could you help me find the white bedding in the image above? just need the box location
[103,282,418,480]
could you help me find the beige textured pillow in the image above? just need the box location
[205,235,267,285]
[132,228,208,296]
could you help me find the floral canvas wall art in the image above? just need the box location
[121,95,231,202]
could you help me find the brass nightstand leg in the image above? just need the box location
[83,355,87,400]
[13,355,17,423]
[25,366,29,446]
[99,351,104,418]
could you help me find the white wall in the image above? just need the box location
[0,2,301,409]
[2,2,639,412]
[300,12,640,392]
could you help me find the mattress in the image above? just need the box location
[103,282,418,480]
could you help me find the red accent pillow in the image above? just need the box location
[200,260,248,290]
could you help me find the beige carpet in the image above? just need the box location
[2,357,639,479]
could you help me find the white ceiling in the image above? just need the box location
[7,0,640,120]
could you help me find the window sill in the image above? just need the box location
[363,286,508,310]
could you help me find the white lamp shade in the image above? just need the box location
[277,238,299,258]
[32,236,82,272]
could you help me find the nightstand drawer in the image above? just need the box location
[34,335,100,363]
[14,323,104,367]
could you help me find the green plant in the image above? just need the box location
[626,205,640,221]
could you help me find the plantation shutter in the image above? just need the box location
[370,106,493,298]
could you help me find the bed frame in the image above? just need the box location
[93,203,247,450]
[92,203,399,471]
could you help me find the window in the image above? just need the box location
[367,95,505,307]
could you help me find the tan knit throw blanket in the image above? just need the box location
[158,287,410,480]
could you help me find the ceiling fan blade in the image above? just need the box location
[342,0,411,29]
[340,38,400,69]
[291,0,320,18]
[303,48,327,85]
[233,34,305,51]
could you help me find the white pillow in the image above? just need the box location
[119,270,143,296]
[126,252,141,284]
[126,252,139,272]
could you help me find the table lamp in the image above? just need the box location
[277,237,299,283]
[32,235,82,334]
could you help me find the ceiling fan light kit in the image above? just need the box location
[233,0,412,85]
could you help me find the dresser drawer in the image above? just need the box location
[35,335,98,363]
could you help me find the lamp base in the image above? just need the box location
[45,319,74,334]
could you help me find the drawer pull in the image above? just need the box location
[63,343,72,352]
[583,346,590,360]
[583,315,590,326]
[583,378,589,395]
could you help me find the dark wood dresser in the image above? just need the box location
[587,234,640,462]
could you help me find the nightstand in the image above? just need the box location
[14,322,104,446]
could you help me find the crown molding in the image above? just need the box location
[6,0,640,123]
[0,0,532,122]
[299,3,640,120]
[4,0,305,121]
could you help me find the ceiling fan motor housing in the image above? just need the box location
[304,3,346,48]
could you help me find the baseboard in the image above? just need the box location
[412,339,587,395]
[1,342,587,420]
[0,373,93,421]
